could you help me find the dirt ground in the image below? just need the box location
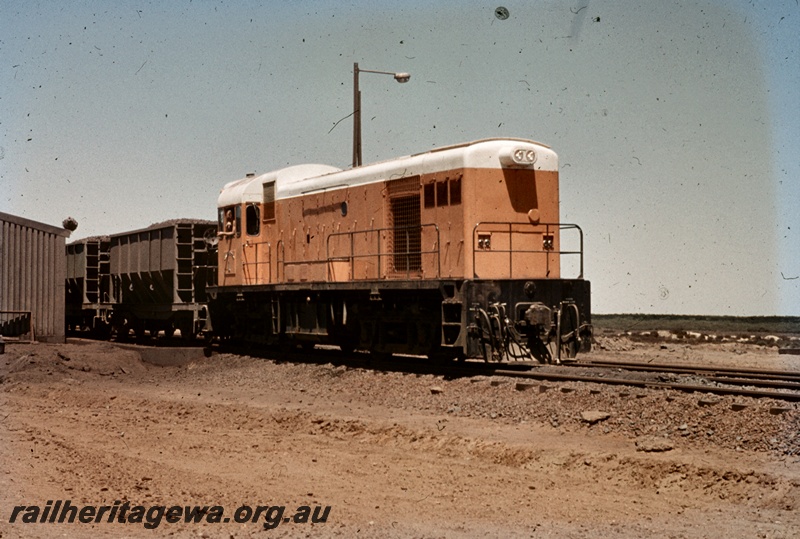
[1,336,798,538]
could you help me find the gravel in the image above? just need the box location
[181,347,800,459]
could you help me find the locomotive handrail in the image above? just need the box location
[276,240,330,282]
[326,224,441,280]
[278,240,330,283]
[242,240,272,285]
[471,222,584,279]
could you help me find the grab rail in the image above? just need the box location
[471,222,584,279]
[242,240,272,284]
[326,224,441,280]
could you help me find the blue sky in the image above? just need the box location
[1,1,798,315]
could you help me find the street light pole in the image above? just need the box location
[352,62,410,168]
[353,63,361,168]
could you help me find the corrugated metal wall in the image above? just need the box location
[0,212,69,342]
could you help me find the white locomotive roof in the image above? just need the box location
[217,138,557,207]
[218,164,341,208]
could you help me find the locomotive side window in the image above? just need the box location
[436,181,448,207]
[449,176,462,205]
[246,203,260,236]
[423,177,461,208]
[423,183,435,208]
[262,181,276,223]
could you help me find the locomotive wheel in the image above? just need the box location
[560,335,580,360]
[556,306,581,361]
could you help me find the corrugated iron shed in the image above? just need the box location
[0,211,71,342]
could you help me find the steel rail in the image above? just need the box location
[574,359,800,382]
[487,368,800,402]
[699,376,800,391]
[561,363,800,391]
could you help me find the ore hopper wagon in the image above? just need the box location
[66,220,217,339]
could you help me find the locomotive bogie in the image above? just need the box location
[207,276,591,362]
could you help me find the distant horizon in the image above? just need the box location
[592,313,800,320]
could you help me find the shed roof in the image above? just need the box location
[0,211,72,237]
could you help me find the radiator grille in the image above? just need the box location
[386,177,421,273]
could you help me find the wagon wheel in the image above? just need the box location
[91,321,112,340]
[113,318,130,341]
[179,321,195,341]
[133,321,146,340]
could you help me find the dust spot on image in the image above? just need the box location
[659,286,670,300]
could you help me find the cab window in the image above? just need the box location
[220,206,237,236]
[246,204,260,236]
[234,205,242,238]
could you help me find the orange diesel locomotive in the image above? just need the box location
[206,138,591,362]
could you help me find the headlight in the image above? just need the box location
[500,147,537,167]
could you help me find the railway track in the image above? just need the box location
[575,359,800,383]
[560,359,800,394]
[368,355,800,403]
[486,365,800,403]
[459,358,800,402]
[67,337,800,403]
[250,345,800,403]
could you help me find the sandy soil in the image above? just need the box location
[1,337,798,538]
